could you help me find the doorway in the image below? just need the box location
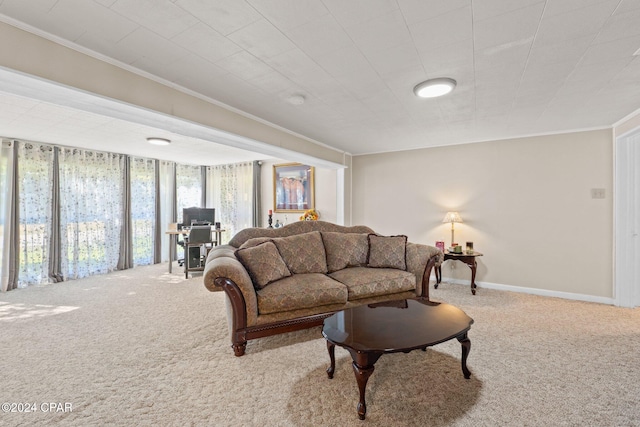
[614,128,640,307]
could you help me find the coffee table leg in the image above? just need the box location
[457,332,472,379]
[352,362,375,420]
[326,341,335,379]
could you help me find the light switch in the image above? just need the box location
[591,188,605,199]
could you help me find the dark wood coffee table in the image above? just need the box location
[322,299,474,420]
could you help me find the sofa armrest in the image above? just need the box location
[406,243,444,298]
[203,253,259,328]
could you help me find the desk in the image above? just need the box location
[165,228,225,273]
[435,251,483,295]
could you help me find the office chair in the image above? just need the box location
[184,225,214,278]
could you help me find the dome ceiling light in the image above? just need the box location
[287,94,306,105]
[413,78,457,98]
[147,137,171,146]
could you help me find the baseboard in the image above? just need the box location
[433,275,615,305]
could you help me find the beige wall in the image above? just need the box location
[260,160,338,227]
[352,129,614,298]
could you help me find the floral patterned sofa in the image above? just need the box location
[203,221,443,356]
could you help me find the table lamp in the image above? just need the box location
[442,211,463,247]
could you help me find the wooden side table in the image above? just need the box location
[435,251,483,295]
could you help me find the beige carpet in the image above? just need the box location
[1,264,639,426]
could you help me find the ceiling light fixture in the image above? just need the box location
[287,94,306,105]
[413,78,457,98]
[147,137,171,146]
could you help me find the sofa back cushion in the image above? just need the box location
[321,231,369,273]
[238,236,272,249]
[367,234,407,270]
[235,241,292,289]
[272,231,328,274]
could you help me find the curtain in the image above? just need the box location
[16,142,55,288]
[158,160,175,262]
[58,148,124,280]
[206,162,254,243]
[176,164,203,223]
[153,160,161,263]
[48,147,63,282]
[252,161,262,227]
[0,140,17,291]
[117,156,133,270]
[129,157,155,266]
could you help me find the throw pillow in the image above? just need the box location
[235,241,291,289]
[367,234,407,270]
[271,231,328,274]
[238,236,272,249]
[321,232,368,273]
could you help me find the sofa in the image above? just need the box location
[203,221,443,356]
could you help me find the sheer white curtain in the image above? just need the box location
[17,142,54,287]
[176,164,202,223]
[0,140,15,291]
[58,148,124,279]
[206,162,254,243]
[130,157,155,266]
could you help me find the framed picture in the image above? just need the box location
[273,163,315,212]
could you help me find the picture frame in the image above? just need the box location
[273,163,315,212]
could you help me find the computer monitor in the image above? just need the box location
[182,207,215,227]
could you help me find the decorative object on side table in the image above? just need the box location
[267,209,273,228]
[435,241,445,252]
[442,211,463,247]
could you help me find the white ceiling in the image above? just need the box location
[1,0,640,163]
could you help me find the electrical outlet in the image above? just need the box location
[591,188,605,199]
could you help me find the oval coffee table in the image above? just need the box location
[322,299,474,420]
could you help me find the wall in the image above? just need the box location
[352,129,613,299]
[260,159,338,227]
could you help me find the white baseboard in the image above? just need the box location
[433,275,615,305]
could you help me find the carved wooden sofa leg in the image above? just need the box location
[232,341,247,357]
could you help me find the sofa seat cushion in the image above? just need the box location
[328,267,415,300]
[256,273,348,315]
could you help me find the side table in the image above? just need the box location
[435,251,483,295]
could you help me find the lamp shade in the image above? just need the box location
[442,211,463,223]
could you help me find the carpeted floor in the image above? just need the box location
[1,263,639,426]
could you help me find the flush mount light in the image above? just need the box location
[413,78,457,98]
[147,137,171,146]
[286,94,306,105]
